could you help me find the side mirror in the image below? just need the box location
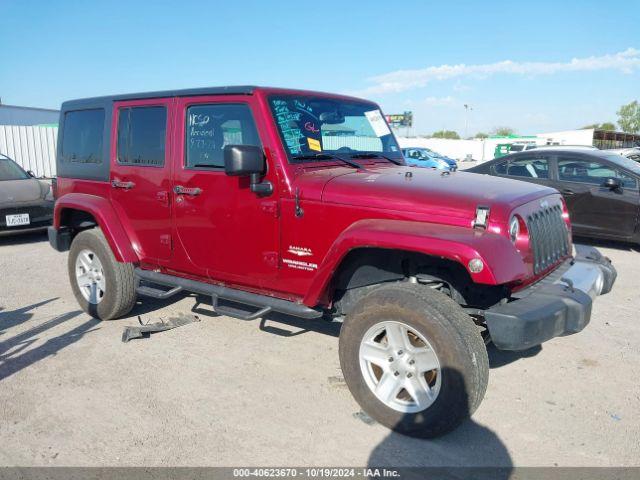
[224,145,272,195]
[603,177,621,190]
[27,170,35,177]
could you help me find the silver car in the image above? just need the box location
[0,153,54,236]
[609,147,640,161]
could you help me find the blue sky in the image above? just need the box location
[1,0,638,136]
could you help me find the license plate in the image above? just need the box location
[6,213,30,227]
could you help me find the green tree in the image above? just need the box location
[432,130,460,139]
[475,132,489,139]
[492,126,516,136]
[581,122,616,131]
[617,101,640,134]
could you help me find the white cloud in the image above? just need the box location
[423,95,456,106]
[452,81,472,93]
[360,48,640,95]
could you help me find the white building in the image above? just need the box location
[397,128,640,163]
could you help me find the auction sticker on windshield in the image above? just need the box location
[365,109,391,137]
[307,137,322,151]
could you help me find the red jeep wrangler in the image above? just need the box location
[48,86,616,437]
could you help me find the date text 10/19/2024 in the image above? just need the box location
[232,468,400,478]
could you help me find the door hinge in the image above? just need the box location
[160,234,171,248]
[263,251,279,268]
[156,190,170,206]
[260,201,280,218]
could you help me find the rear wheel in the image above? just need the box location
[339,283,488,438]
[68,228,137,320]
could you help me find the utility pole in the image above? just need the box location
[464,104,473,138]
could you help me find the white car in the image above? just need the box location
[508,143,538,153]
[609,147,640,161]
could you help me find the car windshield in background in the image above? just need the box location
[0,156,29,181]
[268,95,402,162]
[404,148,437,160]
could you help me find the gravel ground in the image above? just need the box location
[0,231,639,467]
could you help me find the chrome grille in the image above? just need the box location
[526,205,570,274]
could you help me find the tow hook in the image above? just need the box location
[560,277,575,293]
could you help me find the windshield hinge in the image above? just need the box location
[295,188,304,218]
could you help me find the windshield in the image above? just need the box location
[0,156,29,181]
[406,155,447,167]
[268,95,402,162]
[404,148,436,160]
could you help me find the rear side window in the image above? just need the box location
[117,106,167,166]
[506,157,549,179]
[185,103,261,168]
[61,109,104,164]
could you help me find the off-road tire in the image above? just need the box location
[68,228,137,320]
[339,282,489,438]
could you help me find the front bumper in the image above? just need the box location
[48,226,71,252]
[0,201,53,236]
[485,245,616,351]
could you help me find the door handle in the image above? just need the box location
[111,180,135,190]
[561,189,575,196]
[174,185,202,196]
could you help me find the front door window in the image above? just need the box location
[185,103,261,169]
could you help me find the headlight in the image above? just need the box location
[509,216,520,243]
[44,184,54,201]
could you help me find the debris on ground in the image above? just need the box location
[121,313,200,343]
[353,410,377,426]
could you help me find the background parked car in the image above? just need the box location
[402,147,457,171]
[0,153,54,235]
[422,147,458,169]
[506,142,538,153]
[467,147,640,244]
[494,142,538,158]
[609,147,640,162]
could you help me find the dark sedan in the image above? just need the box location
[0,154,54,235]
[467,148,640,244]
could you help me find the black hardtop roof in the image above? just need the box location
[61,85,257,110]
[60,85,377,111]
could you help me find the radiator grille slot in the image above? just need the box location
[526,205,570,274]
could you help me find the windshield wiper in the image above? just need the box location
[349,152,404,166]
[292,153,363,170]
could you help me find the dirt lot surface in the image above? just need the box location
[0,232,639,467]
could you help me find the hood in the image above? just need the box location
[320,167,557,222]
[0,178,47,205]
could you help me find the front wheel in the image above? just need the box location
[68,228,137,320]
[339,283,488,438]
